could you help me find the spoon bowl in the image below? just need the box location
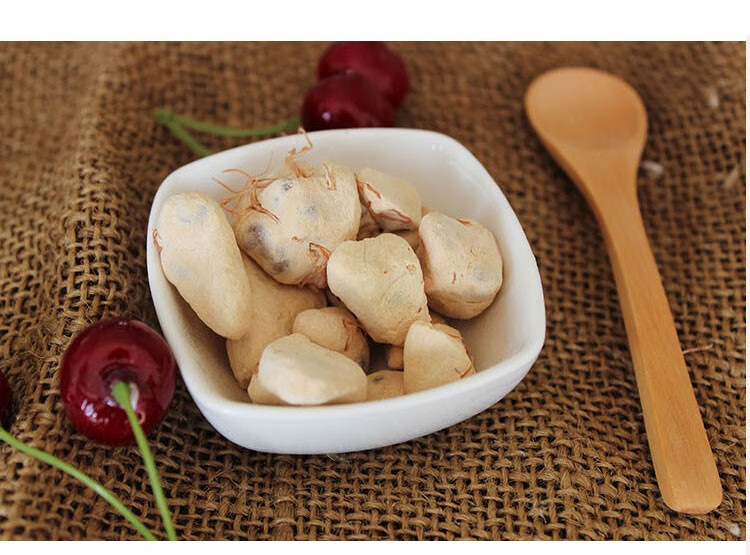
[527,67,647,151]
[526,67,648,204]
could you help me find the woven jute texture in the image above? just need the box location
[0,42,745,540]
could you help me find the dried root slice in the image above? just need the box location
[356,168,422,232]
[418,211,503,319]
[403,320,475,394]
[327,233,430,345]
[226,254,325,389]
[293,306,370,371]
[367,370,405,401]
[155,192,252,340]
[256,334,367,405]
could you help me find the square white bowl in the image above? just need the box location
[146,128,545,454]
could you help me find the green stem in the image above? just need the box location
[154,109,301,157]
[156,108,300,138]
[0,426,157,541]
[164,121,213,158]
[112,381,177,541]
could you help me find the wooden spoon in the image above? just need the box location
[524,67,722,514]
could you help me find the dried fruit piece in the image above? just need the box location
[357,202,381,240]
[384,310,446,369]
[403,321,475,393]
[357,168,422,232]
[385,345,404,369]
[366,370,405,401]
[227,255,325,389]
[155,192,252,339]
[292,307,370,371]
[393,206,435,248]
[233,161,360,288]
[327,233,430,345]
[393,228,419,249]
[417,212,503,319]
[325,288,346,308]
[248,373,285,405]
[256,334,367,405]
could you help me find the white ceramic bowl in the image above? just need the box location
[146,128,545,454]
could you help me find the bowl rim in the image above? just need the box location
[147,127,546,421]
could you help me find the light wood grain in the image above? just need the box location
[524,67,722,514]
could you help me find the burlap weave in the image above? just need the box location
[0,42,744,540]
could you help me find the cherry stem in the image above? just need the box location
[0,425,157,541]
[111,381,177,541]
[164,120,212,158]
[154,108,301,157]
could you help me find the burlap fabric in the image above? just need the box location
[0,42,744,540]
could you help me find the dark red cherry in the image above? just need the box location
[301,74,395,131]
[0,371,13,429]
[317,41,409,107]
[60,318,176,446]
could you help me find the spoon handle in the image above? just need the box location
[595,192,722,514]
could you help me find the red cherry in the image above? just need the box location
[301,74,395,131]
[0,371,13,429]
[60,318,176,446]
[317,41,409,107]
